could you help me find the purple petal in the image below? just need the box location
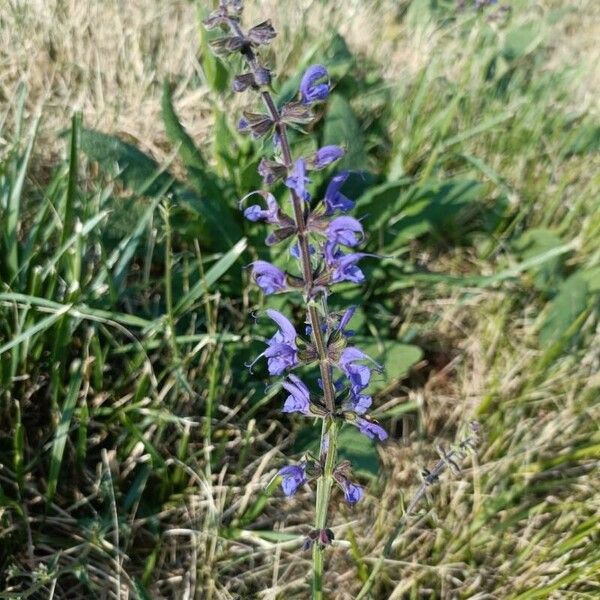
[338,306,356,332]
[357,418,388,441]
[344,482,364,504]
[324,172,354,214]
[300,64,330,104]
[252,261,286,294]
[265,309,297,344]
[313,145,344,169]
[327,216,364,247]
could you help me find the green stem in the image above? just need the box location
[223,13,341,598]
[312,419,338,599]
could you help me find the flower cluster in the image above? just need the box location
[205,0,388,552]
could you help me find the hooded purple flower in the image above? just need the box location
[300,64,330,104]
[312,145,344,169]
[325,244,368,284]
[285,158,311,202]
[243,192,279,223]
[324,172,354,214]
[347,391,372,414]
[356,418,388,441]
[248,309,298,375]
[339,347,374,393]
[327,216,364,247]
[343,481,364,505]
[278,463,307,496]
[282,374,311,414]
[251,261,286,294]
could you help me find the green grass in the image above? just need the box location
[1,0,599,598]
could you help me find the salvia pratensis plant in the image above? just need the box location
[204,1,390,594]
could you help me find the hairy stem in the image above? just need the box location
[225,15,340,595]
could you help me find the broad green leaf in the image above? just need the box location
[294,424,381,478]
[540,273,589,345]
[351,336,423,390]
[323,94,368,170]
[161,81,206,171]
[512,228,565,292]
[79,128,174,197]
[197,8,229,92]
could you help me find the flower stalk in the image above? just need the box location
[204,2,388,595]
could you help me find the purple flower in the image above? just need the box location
[300,64,330,104]
[343,481,364,505]
[264,309,298,374]
[243,192,279,223]
[282,374,311,414]
[325,244,368,284]
[313,145,344,169]
[338,306,356,334]
[248,309,298,375]
[324,172,354,214]
[339,347,374,393]
[251,261,286,294]
[278,464,307,496]
[290,242,316,259]
[285,158,311,201]
[327,216,364,247]
[347,391,372,414]
[356,418,388,441]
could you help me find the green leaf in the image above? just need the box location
[79,128,176,198]
[323,94,368,170]
[502,23,543,61]
[352,336,423,390]
[539,273,589,345]
[161,81,206,171]
[197,8,229,93]
[512,228,566,292]
[294,425,381,478]
[47,361,83,502]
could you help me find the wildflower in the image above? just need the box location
[285,158,311,201]
[327,216,364,247]
[346,390,372,414]
[339,347,375,393]
[324,172,354,214]
[356,417,388,441]
[248,308,298,375]
[343,481,364,505]
[300,64,330,104]
[251,261,286,294]
[325,244,368,284]
[282,374,311,414]
[242,192,280,223]
[279,463,307,496]
[311,145,345,170]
